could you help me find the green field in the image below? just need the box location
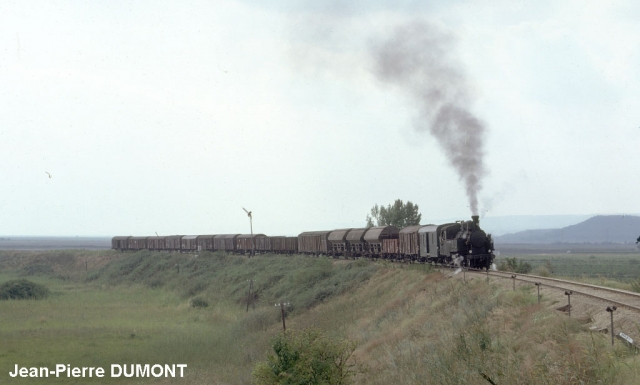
[0,251,379,384]
[0,250,639,384]
[497,253,640,283]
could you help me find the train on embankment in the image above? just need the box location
[112,215,495,269]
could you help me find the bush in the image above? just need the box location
[190,297,209,308]
[253,328,357,385]
[631,278,640,293]
[0,279,50,300]
[497,257,532,274]
[532,261,553,277]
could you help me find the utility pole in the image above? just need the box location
[242,207,254,257]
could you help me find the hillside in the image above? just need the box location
[495,215,640,244]
[1,250,639,384]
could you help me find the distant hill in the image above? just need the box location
[477,214,592,236]
[495,215,640,244]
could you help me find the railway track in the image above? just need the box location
[467,269,640,312]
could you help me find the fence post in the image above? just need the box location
[246,279,252,312]
[275,302,290,332]
[606,306,617,345]
[564,291,573,317]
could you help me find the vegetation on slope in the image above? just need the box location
[85,250,379,312]
[0,250,638,384]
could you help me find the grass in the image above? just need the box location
[496,253,640,290]
[0,250,638,384]
[0,252,378,384]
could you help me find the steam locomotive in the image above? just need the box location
[112,215,495,269]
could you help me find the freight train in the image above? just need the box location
[112,215,495,269]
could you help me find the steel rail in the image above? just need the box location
[472,270,640,312]
[482,270,640,299]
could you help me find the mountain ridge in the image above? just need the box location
[494,215,640,244]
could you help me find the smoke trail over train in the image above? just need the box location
[373,20,487,215]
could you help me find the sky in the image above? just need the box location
[1,0,639,236]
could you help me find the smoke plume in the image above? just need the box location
[373,21,486,215]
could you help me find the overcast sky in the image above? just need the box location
[1,1,639,236]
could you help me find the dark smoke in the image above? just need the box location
[373,21,486,215]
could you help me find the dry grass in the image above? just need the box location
[281,269,640,385]
[0,251,638,384]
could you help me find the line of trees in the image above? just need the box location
[366,199,421,228]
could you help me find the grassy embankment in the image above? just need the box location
[0,250,639,384]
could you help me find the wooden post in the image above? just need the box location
[246,279,253,313]
[276,302,289,332]
[535,282,541,304]
[606,306,617,345]
[281,302,286,331]
[565,291,573,317]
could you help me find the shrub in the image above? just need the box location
[497,257,532,274]
[0,279,50,300]
[253,328,357,385]
[532,262,553,277]
[190,297,209,308]
[532,265,551,277]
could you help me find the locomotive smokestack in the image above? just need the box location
[472,215,479,226]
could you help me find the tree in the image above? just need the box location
[253,328,357,385]
[365,199,421,228]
